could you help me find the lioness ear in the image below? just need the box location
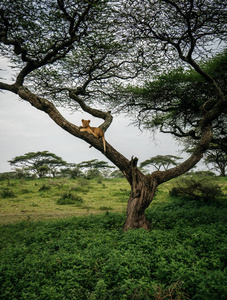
[82,119,84,122]
[88,120,91,123]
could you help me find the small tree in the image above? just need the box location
[204,148,227,177]
[37,165,50,178]
[78,159,114,178]
[61,164,84,178]
[140,155,182,172]
[9,151,67,178]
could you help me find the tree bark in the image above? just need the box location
[123,157,158,231]
[220,166,226,177]
[123,124,213,231]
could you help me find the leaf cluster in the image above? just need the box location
[121,0,227,62]
[119,50,227,149]
[57,191,84,205]
[0,0,142,104]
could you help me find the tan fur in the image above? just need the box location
[80,119,106,152]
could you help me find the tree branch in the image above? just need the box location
[14,85,131,178]
[152,94,227,184]
[69,90,113,132]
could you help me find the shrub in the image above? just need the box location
[38,184,51,192]
[21,189,32,194]
[0,188,16,198]
[70,185,90,193]
[154,281,190,300]
[57,191,84,205]
[99,206,113,211]
[169,177,222,203]
[86,169,102,179]
[77,178,89,186]
[0,172,17,181]
[0,199,226,300]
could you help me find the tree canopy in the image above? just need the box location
[1,0,226,230]
[9,151,67,177]
[140,155,182,172]
[78,159,114,171]
[204,147,227,177]
[118,51,227,153]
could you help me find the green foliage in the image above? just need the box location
[125,50,227,148]
[78,159,114,171]
[86,169,102,179]
[99,206,113,211]
[0,187,16,198]
[140,155,182,171]
[9,151,67,178]
[57,191,84,205]
[61,165,84,179]
[169,176,223,203]
[0,172,17,181]
[38,184,51,192]
[0,176,226,300]
[204,148,227,177]
[77,159,115,179]
[110,170,125,178]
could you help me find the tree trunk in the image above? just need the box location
[123,125,213,231]
[123,158,158,231]
[220,166,226,177]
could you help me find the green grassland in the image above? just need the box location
[0,177,130,224]
[0,176,226,299]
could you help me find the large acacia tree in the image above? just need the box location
[9,151,67,178]
[0,0,226,230]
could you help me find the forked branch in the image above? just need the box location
[69,89,113,132]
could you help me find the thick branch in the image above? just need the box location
[152,94,227,184]
[69,90,113,132]
[0,82,17,93]
[151,125,213,184]
[15,86,131,178]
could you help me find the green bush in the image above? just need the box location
[57,191,84,205]
[0,187,16,198]
[169,176,222,203]
[38,184,51,192]
[99,206,113,211]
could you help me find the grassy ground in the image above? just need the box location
[0,177,130,224]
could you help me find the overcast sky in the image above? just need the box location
[0,90,184,172]
[0,57,192,174]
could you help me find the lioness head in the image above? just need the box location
[81,119,90,128]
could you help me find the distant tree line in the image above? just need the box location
[0,150,225,181]
[1,151,119,180]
